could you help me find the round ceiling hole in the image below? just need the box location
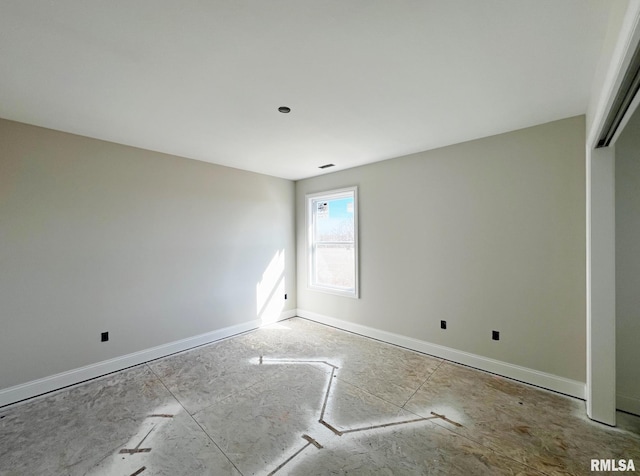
[278,106,291,113]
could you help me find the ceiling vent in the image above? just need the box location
[597,40,640,148]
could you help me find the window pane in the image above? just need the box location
[307,186,358,298]
[314,196,354,242]
[315,243,355,290]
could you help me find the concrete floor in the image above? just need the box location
[0,318,638,475]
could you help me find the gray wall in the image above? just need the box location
[0,119,296,389]
[296,116,586,382]
[616,108,640,412]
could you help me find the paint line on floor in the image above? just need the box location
[258,357,339,369]
[319,366,337,422]
[430,411,463,427]
[302,434,323,449]
[119,448,152,455]
[267,434,323,475]
[319,418,344,436]
[119,425,156,455]
[341,416,437,435]
[256,355,447,471]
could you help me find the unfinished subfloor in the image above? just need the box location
[1,318,639,475]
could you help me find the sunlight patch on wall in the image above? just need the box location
[257,249,286,325]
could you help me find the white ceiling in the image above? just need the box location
[0,1,615,180]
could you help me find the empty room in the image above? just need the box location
[1,1,640,475]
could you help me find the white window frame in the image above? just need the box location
[306,186,359,298]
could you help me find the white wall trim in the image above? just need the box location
[297,309,586,400]
[587,0,640,148]
[585,0,640,426]
[617,394,640,417]
[0,310,296,408]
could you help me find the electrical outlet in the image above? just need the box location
[101,332,109,342]
[492,330,500,341]
[440,320,447,330]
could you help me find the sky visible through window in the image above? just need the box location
[315,197,354,241]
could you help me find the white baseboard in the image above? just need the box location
[0,310,296,408]
[297,309,586,400]
[617,393,640,416]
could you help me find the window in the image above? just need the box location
[307,187,358,297]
